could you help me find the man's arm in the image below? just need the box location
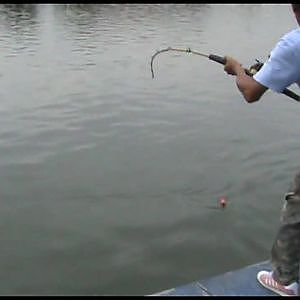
[224,56,268,103]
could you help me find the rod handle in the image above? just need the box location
[282,88,300,102]
[209,54,253,76]
[208,54,226,65]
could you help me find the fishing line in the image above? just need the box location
[150,47,300,102]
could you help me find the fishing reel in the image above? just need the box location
[248,59,264,75]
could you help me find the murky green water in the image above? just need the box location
[0,3,299,295]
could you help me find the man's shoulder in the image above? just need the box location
[276,28,300,56]
[281,28,300,43]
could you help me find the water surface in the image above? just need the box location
[0,3,299,295]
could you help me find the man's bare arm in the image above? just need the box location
[224,56,268,103]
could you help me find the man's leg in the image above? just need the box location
[271,222,300,285]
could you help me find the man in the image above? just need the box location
[224,4,300,104]
[223,3,300,297]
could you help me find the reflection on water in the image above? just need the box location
[0,3,298,295]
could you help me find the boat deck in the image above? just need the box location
[151,260,280,296]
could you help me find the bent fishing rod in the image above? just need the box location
[150,47,300,102]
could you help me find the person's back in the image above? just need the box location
[253,27,300,94]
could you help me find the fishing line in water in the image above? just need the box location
[150,46,300,102]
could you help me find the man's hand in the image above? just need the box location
[224,56,243,76]
[223,55,268,103]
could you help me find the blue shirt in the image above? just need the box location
[253,28,300,93]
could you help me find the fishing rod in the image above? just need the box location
[150,47,300,102]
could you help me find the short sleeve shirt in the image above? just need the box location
[253,28,300,93]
